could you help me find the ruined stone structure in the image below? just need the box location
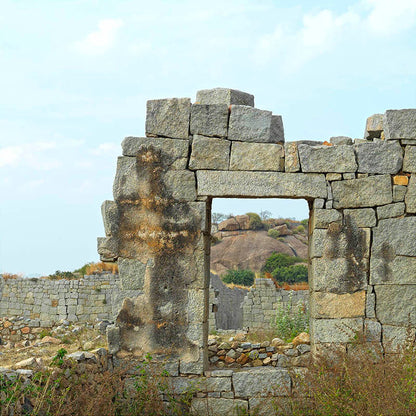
[96,88,416,410]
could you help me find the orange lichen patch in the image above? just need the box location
[3,321,12,328]
[86,262,118,275]
[156,322,168,329]
[51,300,59,307]
[21,326,30,334]
[393,175,409,186]
[322,141,333,146]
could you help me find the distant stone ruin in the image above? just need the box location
[95,88,416,405]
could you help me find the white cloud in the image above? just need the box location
[90,142,120,156]
[253,0,416,72]
[365,0,416,36]
[74,19,124,55]
[0,142,58,169]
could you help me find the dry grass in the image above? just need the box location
[280,282,309,291]
[1,273,23,280]
[86,262,118,275]
[289,337,416,416]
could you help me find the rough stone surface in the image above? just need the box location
[191,398,248,416]
[330,136,353,145]
[146,98,190,139]
[370,256,416,285]
[190,104,229,137]
[364,114,384,139]
[311,258,368,293]
[230,142,284,171]
[375,285,416,325]
[228,106,284,143]
[403,146,416,172]
[343,208,376,227]
[97,237,118,262]
[232,368,291,397]
[122,137,189,169]
[371,217,416,257]
[376,202,405,219]
[393,185,407,202]
[189,135,230,170]
[163,170,197,201]
[197,171,327,198]
[118,258,146,290]
[298,144,357,173]
[311,209,342,229]
[311,318,363,343]
[311,291,365,318]
[332,175,392,208]
[284,142,300,172]
[384,109,416,140]
[101,200,119,237]
[355,141,403,174]
[405,174,416,213]
[383,325,416,352]
[196,88,254,107]
[106,325,120,355]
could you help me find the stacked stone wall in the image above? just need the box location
[242,278,308,331]
[0,274,137,342]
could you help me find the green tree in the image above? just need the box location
[246,212,263,230]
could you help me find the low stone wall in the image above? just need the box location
[242,278,309,331]
[0,274,137,341]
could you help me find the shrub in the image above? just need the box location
[294,224,305,234]
[272,264,308,284]
[48,270,78,280]
[222,269,255,286]
[246,212,263,230]
[262,252,304,273]
[267,228,280,239]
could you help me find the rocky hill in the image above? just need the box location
[210,215,308,276]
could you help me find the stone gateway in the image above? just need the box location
[97,88,416,410]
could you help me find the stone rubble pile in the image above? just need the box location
[208,333,310,368]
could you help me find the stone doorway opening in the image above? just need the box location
[206,197,311,368]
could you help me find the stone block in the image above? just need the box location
[232,368,291,397]
[284,142,300,172]
[364,114,384,139]
[196,88,254,107]
[375,285,416,325]
[97,237,118,262]
[384,109,416,140]
[326,173,342,181]
[190,104,229,137]
[228,106,284,143]
[377,202,405,219]
[343,173,355,180]
[118,258,146,290]
[311,209,342,229]
[364,319,381,342]
[311,257,368,293]
[230,142,284,171]
[106,325,120,354]
[309,226,370,259]
[330,136,353,145]
[191,398,248,416]
[298,144,357,173]
[311,291,365,318]
[371,217,416,257]
[403,146,416,172]
[366,291,376,318]
[370,256,416,285]
[356,141,403,174]
[344,208,376,227]
[121,136,189,169]
[311,318,363,343]
[393,175,409,186]
[393,185,407,202]
[197,171,327,199]
[180,357,204,375]
[332,175,392,208]
[146,98,190,139]
[101,200,119,237]
[203,377,232,392]
[405,174,416,213]
[382,325,415,352]
[189,135,230,170]
[164,170,197,201]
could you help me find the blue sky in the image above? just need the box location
[1,0,415,276]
